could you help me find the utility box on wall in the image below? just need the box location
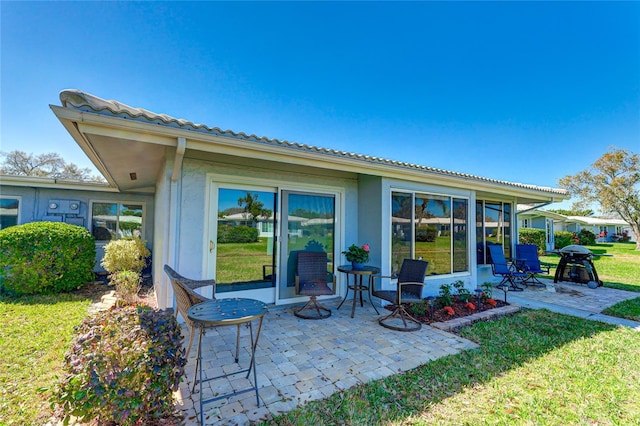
[48,199,81,215]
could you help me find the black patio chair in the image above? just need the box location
[371,258,429,331]
[294,251,336,319]
[487,244,526,291]
[515,244,551,287]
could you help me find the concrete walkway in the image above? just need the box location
[505,278,640,330]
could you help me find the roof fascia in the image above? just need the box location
[0,174,118,192]
[51,106,567,202]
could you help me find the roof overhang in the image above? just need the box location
[50,91,570,203]
[0,174,118,192]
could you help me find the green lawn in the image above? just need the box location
[0,293,93,425]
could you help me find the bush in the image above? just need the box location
[53,305,186,425]
[555,231,577,249]
[111,270,140,304]
[101,238,150,274]
[578,229,596,245]
[217,224,259,243]
[518,228,546,253]
[0,222,95,295]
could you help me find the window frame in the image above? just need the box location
[476,200,513,265]
[89,200,146,242]
[390,189,469,277]
[0,195,21,230]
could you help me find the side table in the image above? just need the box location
[187,298,268,425]
[337,265,380,318]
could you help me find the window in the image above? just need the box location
[391,191,468,276]
[91,202,144,241]
[476,200,512,264]
[521,218,530,228]
[0,197,20,229]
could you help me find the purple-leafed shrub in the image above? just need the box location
[53,305,186,425]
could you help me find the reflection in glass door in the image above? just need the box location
[278,191,335,301]
[215,187,277,293]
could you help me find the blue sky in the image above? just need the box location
[2,2,639,208]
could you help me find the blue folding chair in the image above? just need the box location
[516,244,551,288]
[487,244,526,291]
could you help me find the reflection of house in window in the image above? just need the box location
[476,201,512,264]
[91,202,143,241]
[0,197,20,229]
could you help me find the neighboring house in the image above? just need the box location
[557,216,636,243]
[45,89,569,310]
[0,175,154,272]
[516,207,566,251]
[516,207,637,246]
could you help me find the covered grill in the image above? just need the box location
[553,245,602,288]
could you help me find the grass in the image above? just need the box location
[0,292,93,425]
[260,309,640,425]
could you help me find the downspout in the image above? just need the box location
[165,137,186,309]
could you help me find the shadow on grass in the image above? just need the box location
[259,309,617,425]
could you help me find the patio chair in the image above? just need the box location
[294,251,336,319]
[163,265,241,391]
[371,258,429,332]
[487,244,526,291]
[515,244,551,288]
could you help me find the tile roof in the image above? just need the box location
[59,89,568,196]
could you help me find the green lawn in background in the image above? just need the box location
[0,293,92,425]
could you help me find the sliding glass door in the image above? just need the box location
[278,191,335,302]
[214,186,277,295]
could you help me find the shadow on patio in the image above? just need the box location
[173,297,479,425]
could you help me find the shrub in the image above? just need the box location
[518,228,546,253]
[0,222,95,295]
[436,283,454,308]
[578,229,596,245]
[554,231,576,249]
[111,270,140,304]
[453,280,471,303]
[53,305,186,425]
[101,238,150,274]
[217,224,259,243]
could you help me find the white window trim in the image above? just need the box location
[89,200,146,243]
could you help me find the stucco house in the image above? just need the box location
[0,175,154,273]
[557,215,636,243]
[15,89,568,310]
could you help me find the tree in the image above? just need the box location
[237,192,272,224]
[559,148,640,250]
[0,150,104,182]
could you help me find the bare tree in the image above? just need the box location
[0,150,104,182]
[559,148,640,249]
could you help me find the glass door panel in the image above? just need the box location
[215,187,277,292]
[278,191,335,301]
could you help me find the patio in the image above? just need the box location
[173,297,479,425]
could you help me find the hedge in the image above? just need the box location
[0,222,95,295]
[518,228,546,253]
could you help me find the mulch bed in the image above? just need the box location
[387,299,509,324]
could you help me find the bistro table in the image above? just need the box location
[187,298,268,425]
[337,265,380,318]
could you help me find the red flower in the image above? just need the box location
[486,299,497,307]
[443,306,455,316]
[465,302,476,311]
